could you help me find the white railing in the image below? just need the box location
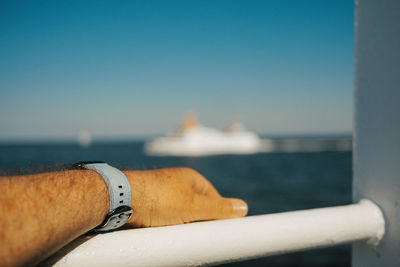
[50,199,384,267]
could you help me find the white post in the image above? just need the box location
[52,200,384,267]
[353,0,400,266]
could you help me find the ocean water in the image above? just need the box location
[0,142,352,267]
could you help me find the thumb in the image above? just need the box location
[194,196,248,220]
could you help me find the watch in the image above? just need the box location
[74,161,133,233]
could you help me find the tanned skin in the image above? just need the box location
[0,167,248,267]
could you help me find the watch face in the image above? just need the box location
[73,161,106,169]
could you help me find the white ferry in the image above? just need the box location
[144,115,266,156]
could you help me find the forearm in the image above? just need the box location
[0,167,247,267]
[0,170,110,267]
[0,168,161,266]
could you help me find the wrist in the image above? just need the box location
[123,171,148,226]
[73,162,133,232]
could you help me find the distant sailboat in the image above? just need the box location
[77,131,92,147]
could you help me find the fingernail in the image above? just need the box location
[232,199,248,217]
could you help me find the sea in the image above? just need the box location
[0,140,352,267]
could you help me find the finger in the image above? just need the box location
[218,198,248,218]
[193,196,248,221]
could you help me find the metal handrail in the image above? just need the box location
[51,199,384,267]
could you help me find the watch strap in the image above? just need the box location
[84,163,131,211]
[75,162,133,233]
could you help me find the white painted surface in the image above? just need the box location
[53,199,384,267]
[353,0,400,266]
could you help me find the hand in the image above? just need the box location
[124,167,248,227]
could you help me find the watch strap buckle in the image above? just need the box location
[95,205,133,233]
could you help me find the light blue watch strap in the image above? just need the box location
[77,162,133,233]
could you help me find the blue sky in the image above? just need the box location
[0,0,353,140]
